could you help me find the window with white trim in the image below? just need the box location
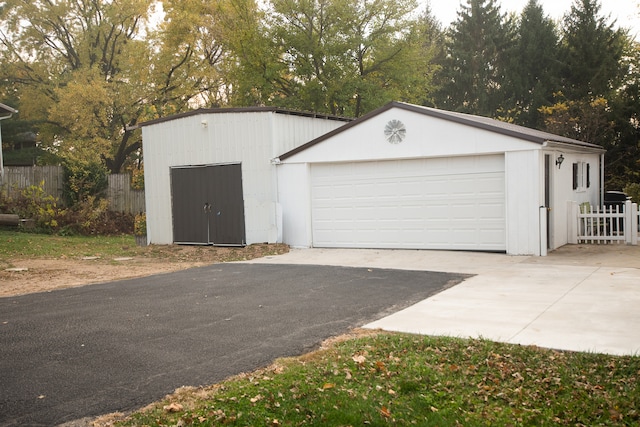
[572,162,590,191]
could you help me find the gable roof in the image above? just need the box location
[278,101,604,161]
[130,106,351,130]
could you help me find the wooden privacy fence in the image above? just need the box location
[568,200,639,245]
[1,166,145,214]
[1,165,64,200]
[106,174,145,214]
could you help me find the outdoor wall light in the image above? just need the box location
[201,119,208,128]
[556,154,565,169]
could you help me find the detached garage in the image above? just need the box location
[276,102,605,256]
[137,107,350,246]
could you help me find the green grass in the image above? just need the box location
[119,333,639,426]
[0,229,137,261]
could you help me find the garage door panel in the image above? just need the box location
[311,156,506,251]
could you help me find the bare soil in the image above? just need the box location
[0,244,289,298]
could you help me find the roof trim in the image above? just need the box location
[0,102,18,117]
[129,106,351,130]
[277,101,604,161]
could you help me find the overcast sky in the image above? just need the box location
[425,0,640,39]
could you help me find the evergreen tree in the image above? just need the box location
[606,41,640,190]
[434,0,515,117]
[505,0,560,128]
[560,0,627,99]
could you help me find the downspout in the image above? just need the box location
[0,110,17,184]
[600,153,605,206]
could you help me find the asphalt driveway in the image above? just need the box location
[0,263,465,426]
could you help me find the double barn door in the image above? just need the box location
[170,164,246,246]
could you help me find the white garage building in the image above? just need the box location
[275,102,605,255]
[139,102,605,256]
[138,107,350,246]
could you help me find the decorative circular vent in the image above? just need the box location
[384,119,406,144]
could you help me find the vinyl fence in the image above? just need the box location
[1,166,145,214]
[568,200,639,245]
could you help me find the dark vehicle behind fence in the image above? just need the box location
[604,191,630,233]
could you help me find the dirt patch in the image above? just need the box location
[0,244,289,298]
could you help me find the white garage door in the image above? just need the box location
[311,155,506,251]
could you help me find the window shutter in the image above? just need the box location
[573,163,578,190]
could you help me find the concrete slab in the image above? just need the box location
[248,245,640,356]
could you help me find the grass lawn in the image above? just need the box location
[0,229,137,261]
[119,333,639,426]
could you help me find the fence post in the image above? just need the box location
[630,202,638,246]
[623,200,632,245]
[568,201,578,244]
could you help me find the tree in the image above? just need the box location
[0,0,238,174]
[261,0,438,117]
[605,41,640,190]
[434,0,516,117]
[559,0,628,99]
[504,0,560,128]
[540,94,615,145]
[540,0,636,189]
[0,0,151,173]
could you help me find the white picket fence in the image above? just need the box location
[568,200,639,245]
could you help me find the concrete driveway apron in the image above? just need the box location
[250,246,640,356]
[0,263,465,426]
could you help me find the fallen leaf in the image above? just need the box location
[163,402,183,413]
[352,355,366,364]
[250,394,263,403]
[380,406,391,418]
[322,383,335,390]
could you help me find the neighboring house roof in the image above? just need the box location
[278,101,604,161]
[0,102,18,117]
[131,106,352,129]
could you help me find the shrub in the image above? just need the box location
[624,183,640,203]
[0,182,67,232]
[131,167,145,190]
[134,212,146,236]
[62,159,108,205]
[62,197,134,235]
[0,183,133,235]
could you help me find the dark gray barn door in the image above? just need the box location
[170,164,246,245]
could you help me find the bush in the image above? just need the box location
[624,183,640,203]
[134,212,146,236]
[0,182,67,232]
[62,159,108,205]
[62,197,134,235]
[0,183,133,235]
[131,167,145,190]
